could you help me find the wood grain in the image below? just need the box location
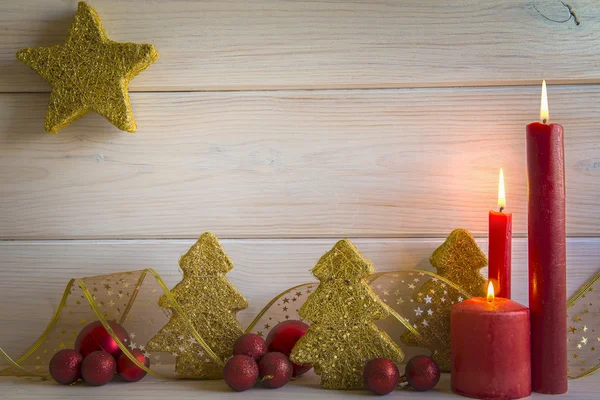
[2,1,599,395]
[0,237,597,360]
[1,0,598,92]
[1,372,598,399]
[1,86,599,239]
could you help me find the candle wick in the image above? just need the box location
[499,206,504,213]
[542,119,547,124]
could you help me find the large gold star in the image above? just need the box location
[16,2,158,133]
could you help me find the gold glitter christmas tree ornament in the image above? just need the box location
[146,232,248,379]
[16,1,158,133]
[290,239,404,389]
[400,228,487,371]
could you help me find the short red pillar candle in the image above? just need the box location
[451,284,531,400]
[526,81,567,394]
[488,168,512,299]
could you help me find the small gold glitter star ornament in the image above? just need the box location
[146,233,248,379]
[16,1,158,133]
[290,239,404,389]
[400,228,487,371]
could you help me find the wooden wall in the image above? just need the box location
[1,0,599,360]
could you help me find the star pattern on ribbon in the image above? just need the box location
[567,271,600,378]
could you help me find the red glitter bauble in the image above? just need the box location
[117,349,150,382]
[223,355,259,392]
[49,349,83,385]
[75,320,131,359]
[258,352,293,389]
[233,333,268,361]
[290,361,311,377]
[81,351,116,386]
[266,320,311,377]
[405,355,440,391]
[364,358,400,395]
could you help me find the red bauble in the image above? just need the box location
[364,358,400,395]
[233,333,268,361]
[117,349,150,382]
[290,362,311,377]
[266,320,311,377]
[404,355,440,391]
[49,349,83,385]
[258,352,293,389]
[223,355,259,392]
[81,351,116,386]
[75,320,131,359]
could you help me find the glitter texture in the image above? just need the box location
[16,2,158,133]
[48,349,83,385]
[80,350,116,386]
[400,228,487,371]
[290,239,404,389]
[146,232,248,379]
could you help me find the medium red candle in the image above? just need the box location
[488,168,512,298]
[526,80,567,394]
[451,283,531,400]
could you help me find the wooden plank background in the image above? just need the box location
[1,0,599,91]
[1,86,599,239]
[1,0,599,384]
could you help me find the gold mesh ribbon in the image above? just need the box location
[400,228,487,371]
[2,261,597,381]
[567,269,600,379]
[0,268,473,381]
[0,269,222,379]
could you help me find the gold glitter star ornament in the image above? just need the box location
[16,1,158,133]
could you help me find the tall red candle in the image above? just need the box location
[488,168,512,298]
[451,283,531,400]
[526,81,567,394]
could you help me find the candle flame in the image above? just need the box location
[540,80,549,123]
[498,168,506,211]
[487,281,495,302]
